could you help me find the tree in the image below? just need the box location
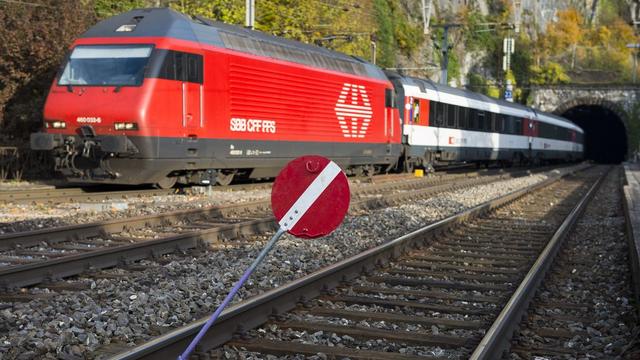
[0,0,96,140]
[544,8,584,52]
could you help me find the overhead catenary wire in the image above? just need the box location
[0,0,55,8]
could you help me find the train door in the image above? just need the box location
[384,88,395,149]
[180,53,204,130]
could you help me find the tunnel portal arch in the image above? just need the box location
[553,97,629,163]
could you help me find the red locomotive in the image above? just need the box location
[31,8,583,187]
[31,8,401,187]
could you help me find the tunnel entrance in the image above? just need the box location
[560,105,627,163]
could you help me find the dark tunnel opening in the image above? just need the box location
[560,105,628,164]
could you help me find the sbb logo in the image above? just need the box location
[230,118,277,133]
[335,83,372,138]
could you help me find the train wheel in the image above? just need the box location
[363,164,375,178]
[216,171,235,186]
[155,176,177,189]
[404,159,414,174]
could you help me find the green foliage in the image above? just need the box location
[510,34,533,85]
[373,0,423,68]
[598,0,627,25]
[466,73,500,99]
[530,62,571,84]
[462,10,495,52]
[467,73,486,93]
[486,86,500,98]
[94,0,152,18]
[168,0,243,24]
[373,0,395,68]
[447,51,461,84]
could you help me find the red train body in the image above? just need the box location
[32,9,401,186]
[31,8,583,187]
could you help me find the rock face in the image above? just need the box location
[425,0,632,87]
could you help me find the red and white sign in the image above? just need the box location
[271,155,350,239]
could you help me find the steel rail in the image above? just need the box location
[108,164,590,360]
[0,171,517,290]
[0,187,176,204]
[0,174,424,204]
[0,181,276,204]
[0,167,531,204]
[0,171,480,251]
[469,166,609,360]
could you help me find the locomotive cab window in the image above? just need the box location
[58,44,153,86]
[150,49,203,84]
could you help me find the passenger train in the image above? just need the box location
[30,8,583,187]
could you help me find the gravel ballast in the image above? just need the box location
[0,189,271,234]
[1,171,559,359]
[510,168,639,359]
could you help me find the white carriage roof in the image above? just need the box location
[400,76,582,132]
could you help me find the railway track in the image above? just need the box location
[0,167,531,205]
[106,164,604,360]
[0,179,285,205]
[0,167,541,291]
[0,186,177,205]
[506,167,636,359]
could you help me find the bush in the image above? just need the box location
[0,1,96,142]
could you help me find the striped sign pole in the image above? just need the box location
[178,156,350,360]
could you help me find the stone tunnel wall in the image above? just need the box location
[529,85,640,157]
[529,86,640,120]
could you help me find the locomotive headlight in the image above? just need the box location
[47,121,66,129]
[114,122,138,130]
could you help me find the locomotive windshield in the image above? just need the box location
[58,45,153,86]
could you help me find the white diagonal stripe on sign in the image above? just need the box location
[278,161,342,231]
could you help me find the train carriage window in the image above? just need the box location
[429,101,438,125]
[468,109,477,129]
[477,111,486,131]
[493,114,503,133]
[436,103,445,126]
[539,122,555,139]
[459,107,469,129]
[410,98,420,123]
[514,118,522,135]
[446,104,457,128]
[503,116,511,134]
